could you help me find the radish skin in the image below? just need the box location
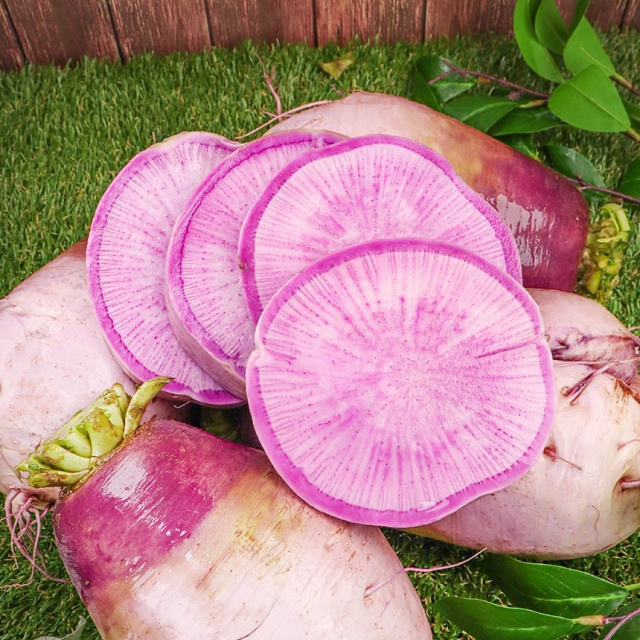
[0,241,192,496]
[266,91,589,292]
[528,288,640,385]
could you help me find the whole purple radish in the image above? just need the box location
[246,238,556,528]
[0,240,192,496]
[17,379,432,639]
[165,130,344,398]
[410,289,640,559]
[239,133,521,322]
[87,131,243,407]
[266,91,590,292]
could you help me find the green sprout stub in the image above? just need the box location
[577,202,631,303]
[16,377,171,489]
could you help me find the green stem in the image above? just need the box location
[16,377,171,489]
[613,73,640,100]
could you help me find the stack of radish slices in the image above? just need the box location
[87,129,556,529]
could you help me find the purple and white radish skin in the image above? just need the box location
[52,419,432,639]
[0,241,192,495]
[411,290,640,559]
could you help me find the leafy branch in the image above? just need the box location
[434,555,640,639]
[409,0,640,204]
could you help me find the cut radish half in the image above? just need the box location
[87,131,243,406]
[239,134,522,323]
[246,238,556,527]
[166,130,344,399]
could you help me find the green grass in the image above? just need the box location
[1,32,640,639]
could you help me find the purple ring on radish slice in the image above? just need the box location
[166,130,345,399]
[239,133,522,324]
[246,238,556,528]
[87,131,243,406]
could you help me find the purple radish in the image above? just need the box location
[16,379,433,639]
[166,130,344,399]
[245,238,556,528]
[238,133,522,323]
[86,131,243,407]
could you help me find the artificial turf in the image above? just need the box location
[1,31,639,639]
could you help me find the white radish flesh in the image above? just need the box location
[246,238,556,528]
[87,131,243,406]
[165,130,344,399]
[239,134,522,323]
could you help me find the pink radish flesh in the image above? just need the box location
[53,419,432,639]
[246,238,556,527]
[166,130,344,399]
[239,133,522,323]
[87,131,243,406]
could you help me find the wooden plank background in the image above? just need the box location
[0,0,638,71]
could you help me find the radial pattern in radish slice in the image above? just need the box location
[239,134,522,323]
[246,238,556,527]
[87,131,243,406]
[166,130,345,399]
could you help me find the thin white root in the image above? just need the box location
[364,548,486,599]
[2,488,69,588]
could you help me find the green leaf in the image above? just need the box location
[443,95,519,133]
[568,0,591,32]
[479,555,627,618]
[409,64,443,111]
[534,0,570,55]
[548,65,631,132]
[623,99,640,128]
[433,597,588,640]
[600,600,640,639]
[489,105,561,135]
[618,157,640,199]
[318,53,355,80]
[495,133,538,158]
[564,17,616,76]
[411,55,474,103]
[513,0,565,83]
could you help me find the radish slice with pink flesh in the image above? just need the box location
[87,131,243,406]
[166,130,345,399]
[246,238,556,528]
[239,134,522,323]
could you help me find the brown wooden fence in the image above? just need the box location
[1,0,638,72]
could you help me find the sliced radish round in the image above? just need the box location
[246,238,556,527]
[87,131,243,406]
[166,130,344,399]
[239,134,522,323]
